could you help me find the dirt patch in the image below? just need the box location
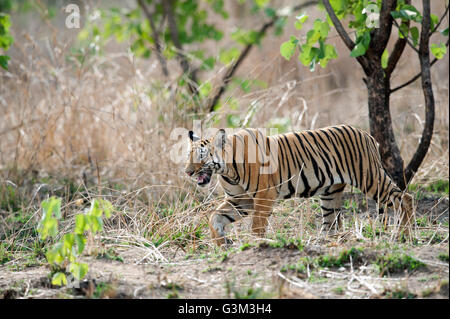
[1,242,448,299]
[0,195,448,299]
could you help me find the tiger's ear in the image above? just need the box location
[213,129,227,149]
[188,130,200,142]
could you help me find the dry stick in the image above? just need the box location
[136,0,169,77]
[206,1,318,113]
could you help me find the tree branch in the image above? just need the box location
[137,0,169,77]
[206,1,318,112]
[391,18,420,54]
[372,0,397,55]
[390,38,448,93]
[385,0,410,76]
[404,0,435,184]
[322,0,370,73]
[429,4,449,36]
[162,0,198,96]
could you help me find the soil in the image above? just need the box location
[0,194,448,299]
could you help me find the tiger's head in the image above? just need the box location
[185,129,228,187]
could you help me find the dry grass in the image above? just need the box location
[0,0,448,299]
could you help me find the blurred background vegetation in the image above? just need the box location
[0,0,448,280]
[0,0,448,227]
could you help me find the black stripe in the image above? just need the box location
[329,128,354,186]
[321,129,345,183]
[293,133,311,162]
[337,126,359,188]
[222,214,235,223]
[279,136,296,198]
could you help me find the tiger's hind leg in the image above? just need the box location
[209,197,254,247]
[319,184,346,234]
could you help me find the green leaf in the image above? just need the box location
[294,13,308,30]
[75,234,86,255]
[41,196,62,220]
[298,44,312,66]
[280,37,298,60]
[350,42,366,57]
[410,26,419,47]
[381,49,389,69]
[0,55,9,70]
[75,214,86,235]
[219,47,240,65]
[63,233,75,254]
[254,0,269,8]
[52,272,67,286]
[231,28,261,45]
[320,44,338,68]
[398,21,409,39]
[441,27,449,36]
[313,19,329,39]
[199,81,212,98]
[69,262,89,280]
[430,43,447,60]
[306,29,320,45]
[391,5,422,22]
[99,199,113,218]
[350,32,370,58]
[430,14,439,32]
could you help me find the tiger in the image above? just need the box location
[184,125,414,246]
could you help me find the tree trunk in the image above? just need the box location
[366,65,406,190]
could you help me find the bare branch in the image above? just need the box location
[385,0,410,76]
[162,0,198,95]
[391,18,420,54]
[404,0,436,184]
[206,1,318,112]
[429,4,449,36]
[137,0,169,77]
[390,39,448,93]
[322,0,355,50]
[322,0,370,73]
[372,0,397,54]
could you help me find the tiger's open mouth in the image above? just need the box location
[196,171,211,186]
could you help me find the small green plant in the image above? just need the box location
[239,243,254,251]
[0,243,12,264]
[317,247,363,268]
[333,286,345,295]
[0,184,21,212]
[375,253,426,276]
[97,248,123,263]
[383,287,416,299]
[37,196,113,286]
[267,233,303,250]
[438,253,449,262]
[425,180,449,195]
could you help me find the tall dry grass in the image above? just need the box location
[0,1,448,259]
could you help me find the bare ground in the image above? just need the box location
[0,195,448,299]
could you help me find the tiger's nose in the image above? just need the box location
[186,170,194,176]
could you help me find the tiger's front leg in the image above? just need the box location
[251,192,276,238]
[209,198,252,246]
